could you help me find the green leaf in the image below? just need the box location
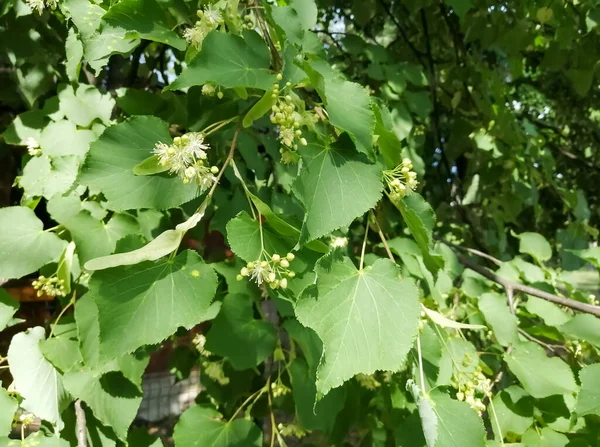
[575,363,600,417]
[515,231,552,263]
[295,255,420,396]
[488,386,534,439]
[84,229,181,271]
[558,314,600,347]
[322,77,374,155]
[38,120,96,158]
[168,31,276,91]
[65,29,83,82]
[272,0,317,49]
[85,206,206,270]
[445,0,474,19]
[437,338,479,387]
[396,194,441,273]
[569,246,600,268]
[89,251,219,359]
[79,116,203,211]
[48,194,139,265]
[7,327,71,430]
[521,427,569,447]
[57,84,114,127]
[2,110,47,145]
[226,212,295,262]
[39,319,83,373]
[294,136,383,244]
[205,294,277,370]
[56,242,76,295]
[505,340,578,398]
[102,0,186,50]
[422,306,486,330]
[242,90,275,128]
[0,206,66,280]
[20,155,80,199]
[74,294,150,384]
[289,358,345,433]
[173,406,262,447]
[63,369,142,441]
[524,299,572,326]
[478,293,518,346]
[409,383,486,447]
[284,319,323,374]
[132,155,169,176]
[0,289,19,332]
[243,191,328,253]
[0,388,17,437]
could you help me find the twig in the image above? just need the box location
[517,329,562,353]
[49,293,76,338]
[505,286,515,315]
[455,252,600,317]
[371,212,395,262]
[377,0,425,65]
[438,238,502,266]
[74,400,87,447]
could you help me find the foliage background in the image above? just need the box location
[1,0,600,446]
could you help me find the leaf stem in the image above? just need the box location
[267,377,277,447]
[359,224,369,271]
[371,211,394,262]
[488,398,505,446]
[228,385,267,422]
[201,116,238,137]
[49,292,76,338]
[417,332,426,393]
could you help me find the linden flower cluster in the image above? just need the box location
[277,423,307,439]
[183,4,224,49]
[25,137,41,157]
[452,361,491,414]
[237,252,296,289]
[27,0,57,13]
[270,381,291,398]
[270,75,307,156]
[383,158,418,201]
[201,82,223,99]
[153,133,219,187]
[32,276,66,298]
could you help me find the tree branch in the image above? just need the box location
[454,251,600,317]
[75,400,87,447]
[377,0,425,65]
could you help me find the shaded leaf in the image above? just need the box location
[173,406,262,447]
[205,294,277,370]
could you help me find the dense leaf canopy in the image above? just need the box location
[1,0,600,445]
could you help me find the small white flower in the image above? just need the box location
[279,128,296,147]
[26,0,45,12]
[185,133,209,159]
[331,237,348,248]
[184,26,206,49]
[25,137,41,157]
[202,5,223,26]
[202,84,216,96]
